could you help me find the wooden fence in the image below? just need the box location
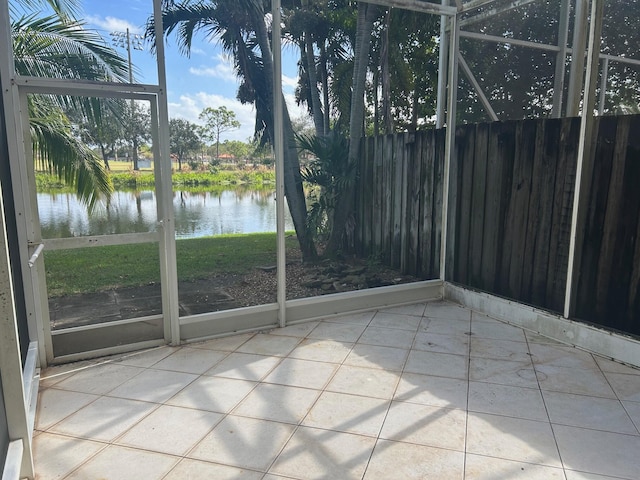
[354,115,640,336]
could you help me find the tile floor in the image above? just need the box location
[33,300,640,479]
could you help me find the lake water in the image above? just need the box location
[37,189,294,239]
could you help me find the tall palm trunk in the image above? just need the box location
[325,3,376,254]
[301,0,325,136]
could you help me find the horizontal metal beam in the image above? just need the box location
[363,0,457,16]
[44,232,159,251]
[460,0,502,13]
[461,0,540,25]
[14,76,160,98]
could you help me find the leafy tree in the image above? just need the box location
[198,106,240,162]
[124,101,151,170]
[11,0,129,206]
[221,140,250,161]
[169,118,202,170]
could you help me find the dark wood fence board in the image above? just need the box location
[469,123,489,286]
[399,133,411,272]
[455,125,476,284]
[421,131,436,276]
[381,135,393,262]
[432,128,446,279]
[407,134,421,275]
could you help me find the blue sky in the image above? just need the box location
[79,0,307,142]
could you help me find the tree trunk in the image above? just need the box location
[325,3,377,254]
[319,43,331,136]
[252,2,317,261]
[381,9,393,134]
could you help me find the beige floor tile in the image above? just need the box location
[525,331,565,345]
[270,426,376,479]
[233,383,320,424]
[53,363,144,395]
[33,432,104,480]
[370,312,421,331]
[65,445,177,480]
[205,352,282,381]
[404,350,468,380]
[236,333,301,356]
[303,391,389,436]
[466,412,562,467]
[468,381,547,421]
[420,317,471,336]
[263,358,338,389]
[288,338,354,363]
[358,326,416,349]
[424,301,471,321]
[39,360,99,389]
[189,333,254,351]
[379,303,427,317]
[544,391,638,434]
[622,400,640,432]
[380,401,466,451]
[164,459,263,479]
[307,321,367,342]
[116,405,222,455]
[323,311,375,325]
[465,454,565,479]
[344,344,409,371]
[554,424,640,479]
[394,372,468,409]
[108,369,197,403]
[603,372,640,402]
[50,396,156,442]
[268,321,319,338]
[150,347,228,374]
[469,357,537,388]
[189,415,295,471]
[529,343,599,370]
[535,365,616,398]
[413,332,469,356]
[111,346,178,368]
[564,470,630,480]
[363,439,465,479]
[167,376,256,413]
[470,319,527,342]
[326,365,400,399]
[35,388,98,431]
[470,337,532,362]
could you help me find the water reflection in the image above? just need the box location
[38,188,293,239]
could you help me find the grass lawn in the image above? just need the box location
[44,232,298,296]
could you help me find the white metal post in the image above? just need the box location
[272,0,287,328]
[564,0,604,319]
[153,0,181,344]
[440,13,459,282]
[566,0,589,117]
[436,0,449,128]
[598,57,609,114]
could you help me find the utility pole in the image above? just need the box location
[110,29,144,170]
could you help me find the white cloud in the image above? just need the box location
[189,54,236,81]
[281,74,299,91]
[85,15,142,34]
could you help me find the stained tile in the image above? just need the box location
[270,426,376,479]
[465,454,565,479]
[554,424,640,479]
[323,311,375,325]
[190,333,254,351]
[470,318,526,342]
[234,383,320,424]
[307,322,367,342]
[536,365,616,398]
[326,365,400,399]
[529,343,598,370]
[424,301,470,321]
[379,303,427,317]
[268,321,319,338]
[363,439,464,479]
[466,412,562,467]
[394,372,468,409]
[594,356,640,375]
[112,346,178,368]
[420,317,471,336]
[189,416,295,471]
[622,400,640,433]
[544,391,638,434]
[380,401,466,451]
[469,357,537,388]
[412,332,469,356]
[303,391,389,436]
[65,445,177,480]
[468,381,547,421]
[603,372,640,402]
[470,337,532,362]
[151,347,227,374]
[116,405,222,455]
[205,352,282,381]
[369,312,421,331]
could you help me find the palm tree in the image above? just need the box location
[11,0,129,207]
[150,0,317,260]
